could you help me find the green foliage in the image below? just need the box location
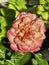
[14,52,31,65]
[15,0,27,10]
[8,0,16,5]
[0,60,4,65]
[0,0,27,42]
[0,16,7,42]
[8,0,27,11]
[46,0,49,3]
[0,43,6,59]
[5,52,31,65]
[31,0,49,29]
[32,53,48,65]
[0,0,49,65]
[37,5,44,12]
[39,0,47,5]
[41,12,48,20]
[32,59,38,65]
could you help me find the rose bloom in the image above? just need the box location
[7,12,46,53]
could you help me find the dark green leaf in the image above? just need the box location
[1,8,16,29]
[45,22,49,29]
[44,5,49,10]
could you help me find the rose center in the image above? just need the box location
[15,20,41,44]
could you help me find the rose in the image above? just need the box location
[7,12,46,53]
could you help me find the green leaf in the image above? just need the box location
[8,0,27,11]
[15,10,19,17]
[16,0,27,10]
[14,52,31,65]
[32,59,38,65]
[37,5,44,12]
[0,44,6,58]
[8,0,16,5]
[8,4,16,10]
[41,12,48,20]
[0,16,7,42]
[0,8,5,16]
[0,16,7,27]
[46,0,49,3]
[0,8,15,17]
[6,60,14,65]
[39,0,47,5]
[2,9,15,29]
[5,52,31,65]
[0,60,4,65]
[8,4,19,17]
[35,53,48,65]
[44,5,49,10]
[35,53,42,58]
[37,11,42,15]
